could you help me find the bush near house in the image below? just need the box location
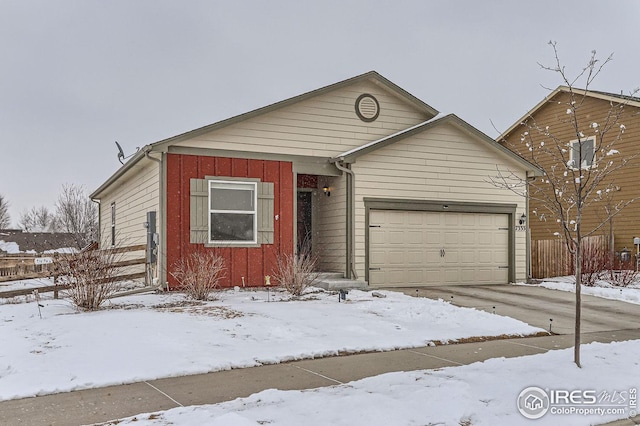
[57,248,124,310]
[170,251,226,300]
[272,251,320,297]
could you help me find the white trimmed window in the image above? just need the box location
[569,137,595,169]
[190,176,274,246]
[208,180,257,244]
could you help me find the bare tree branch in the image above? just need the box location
[0,194,11,229]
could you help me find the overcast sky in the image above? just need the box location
[2,0,639,226]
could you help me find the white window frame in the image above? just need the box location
[569,136,596,169]
[208,180,258,245]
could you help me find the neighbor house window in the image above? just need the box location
[208,180,257,244]
[569,136,595,169]
[110,202,116,246]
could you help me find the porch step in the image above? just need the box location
[314,272,368,290]
[316,272,345,280]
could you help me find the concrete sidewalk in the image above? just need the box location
[1,328,639,426]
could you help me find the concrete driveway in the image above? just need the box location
[389,284,640,335]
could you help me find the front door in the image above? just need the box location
[297,191,313,254]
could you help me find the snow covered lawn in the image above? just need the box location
[519,277,640,305]
[0,287,542,401]
[106,339,639,426]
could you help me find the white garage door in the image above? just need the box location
[369,210,509,287]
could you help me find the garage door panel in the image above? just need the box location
[369,210,510,287]
[388,251,405,265]
[406,231,423,245]
[443,269,460,283]
[444,232,460,244]
[477,250,494,263]
[386,269,407,285]
[388,231,405,244]
[408,212,425,225]
[445,214,460,226]
[425,250,441,263]
[370,229,385,244]
[407,269,424,284]
[369,250,387,264]
[444,250,460,264]
[406,250,423,264]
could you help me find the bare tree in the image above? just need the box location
[0,194,10,229]
[55,184,98,248]
[19,206,59,232]
[494,42,638,367]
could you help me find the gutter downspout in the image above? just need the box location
[144,151,164,290]
[331,159,357,280]
[90,198,100,246]
[526,174,533,282]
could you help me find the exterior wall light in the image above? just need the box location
[323,185,331,197]
[519,213,527,225]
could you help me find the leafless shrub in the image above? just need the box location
[604,257,638,287]
[273,251,320,297]
[57,247,124,310]
[170,251,226,300]
[580,240,609,287]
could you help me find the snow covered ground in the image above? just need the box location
[0,287,542,401]
[519,277,640,305]
[106,339,639,426]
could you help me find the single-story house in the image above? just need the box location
[90,71,537,289]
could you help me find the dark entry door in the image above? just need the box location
[297,191,312,254]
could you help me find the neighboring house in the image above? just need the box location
[499,87,640,260]
[0,229,80,254]
[91,71,536,290]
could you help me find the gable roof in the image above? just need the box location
[333,113,541,174]
[499,85,640,141]
[91,71,438,199]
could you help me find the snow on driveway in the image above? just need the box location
[518,278,640,305]
[0,287,542,401]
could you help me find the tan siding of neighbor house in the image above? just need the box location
[501,92,640,254]
[352,123,528,282]
[172,81,429,157]
[98,159,160,249]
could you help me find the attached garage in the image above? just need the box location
[366,201,516,288]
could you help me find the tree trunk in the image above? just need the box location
[574,236,582,368]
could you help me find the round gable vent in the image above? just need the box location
[355,94,380,122]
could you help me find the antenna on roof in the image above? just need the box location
[115,141,125,165]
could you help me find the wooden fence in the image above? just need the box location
[0,244,148,298]
[531,235,610,279]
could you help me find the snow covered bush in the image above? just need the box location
[170,251,226,300]
[272,252,319,297]
[56,247,124,310]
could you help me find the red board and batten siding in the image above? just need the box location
[166,153,294,289]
